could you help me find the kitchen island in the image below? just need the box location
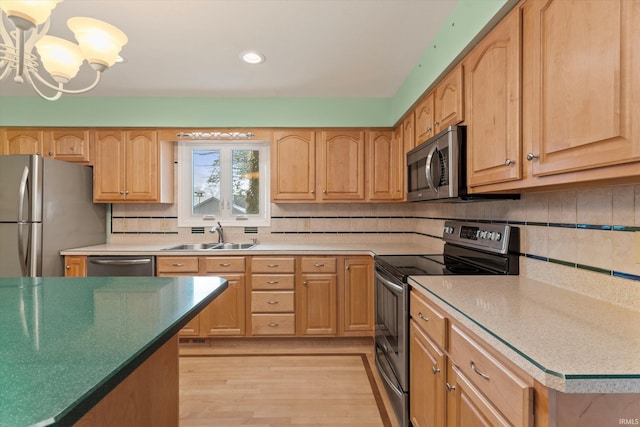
[0,276,228,427]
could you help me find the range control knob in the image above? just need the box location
[491,232,502,241]
[443,226,455,235]
[479,230,489,239]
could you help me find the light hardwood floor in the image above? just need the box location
[179,338,400,427]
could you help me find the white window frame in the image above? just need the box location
[177,140,270,228]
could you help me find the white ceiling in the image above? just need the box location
[0,0,458,98]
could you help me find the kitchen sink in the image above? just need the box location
[162,243,255,251]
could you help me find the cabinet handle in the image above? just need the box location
[526,153,539,161]
[323,189,327,194]
[446,383,456,392]
[470,361,491,380]
[346,265,350,270]
[219,263,231,267]
[504,159,515,166]
[119,190,125,194]
[48,152,53,156]
[313,263,325,267]
[267,281,279,284]
[418,312,429,322]
[426,127,432,133]
[172,263,184,267]
[268,323,279,327]
[303,281,308,286]
[65,265,70,270]
[267,264,279,268]
[434,121,440,126]
[125,190,129,194]
[267,301,279,305]
[310,190,315,194]
[431,366,440,374]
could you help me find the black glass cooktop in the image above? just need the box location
[375,254,493,279]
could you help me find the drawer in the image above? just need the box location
[203,257,245,273]
[410,289,447,349]
[251,257,295,273]
[156,257,199,273]
[449,324,533,426]
[301,257,337,273]
[251,291,295,312]
[251,274,295,290]
[251,314,295,335]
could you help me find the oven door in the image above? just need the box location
[374,264,409,390]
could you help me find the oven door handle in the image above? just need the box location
[376,271,404,294]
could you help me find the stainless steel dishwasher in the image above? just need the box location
[87,256,155,276]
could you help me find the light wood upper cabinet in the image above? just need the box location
[93,129,173,203]
[402,112,416,154]
[367,130,403,201]
[524,0,640,176]
[414,65,464,146]
[318,130,365,201]
[271,130,316,201]
[1,129,45,155]
[465,6,522,188]
[46,129,92,164]
[415,92,436,144]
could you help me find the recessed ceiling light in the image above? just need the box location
[240,51,265,65]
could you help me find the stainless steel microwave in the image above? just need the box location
[406,125,519,202]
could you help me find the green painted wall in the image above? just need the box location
[0,0,508,128]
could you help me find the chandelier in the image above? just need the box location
[0,0,128,101]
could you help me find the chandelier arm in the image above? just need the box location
[15,27,25,81]
[23,69,62,101]
[24,19,49,53]
[29,67,103,95]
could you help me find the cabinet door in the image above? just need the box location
[46,129,92,163]
[157,258,202,338]
[125,130,159,201]
[525,0,640,176]
[319,130,365,200]
[435,64,464,132]
[64,255,87,277]
[367,130,403,201]
[415,92,435,144]
[201,274,246,336]
[410,320,446,427]
[298,274,337,335]
[402,112,416,154]
[271,130,317,201]
[94,130,127,201]
[1,129,44,155]
[343,257,374,334]
[465,6,522,187]
[446,361,510,427]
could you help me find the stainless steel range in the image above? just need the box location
[373,220,520,427]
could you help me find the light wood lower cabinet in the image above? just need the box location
[342,256,374,335]
[64,255,87,277]
[250,257,296,336]
[410,289,533,427]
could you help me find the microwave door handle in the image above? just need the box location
[425,145,439,193]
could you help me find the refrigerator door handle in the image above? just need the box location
[18,166,29,222]
[17,166,30,276]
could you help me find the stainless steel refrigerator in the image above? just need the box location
[0,155,106,277]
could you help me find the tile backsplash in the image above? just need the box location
[110,184,640,305]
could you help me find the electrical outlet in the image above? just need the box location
[636,232,640,263]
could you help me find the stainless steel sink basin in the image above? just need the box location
[211,243,255,250]
[162,242,255,251]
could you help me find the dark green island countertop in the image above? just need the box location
[0,276,228,427]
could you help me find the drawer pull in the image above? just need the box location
[446,383,456,392]
[313,263,325,267]
[418,312,429,322]
[267,301,279,305]
[431,366,440,375]
[219,263,231,267]
[172,263,184,267]
[267,281,279,284]
[268,323,279,327]
[470,361,491,380]
[267,264,279,268]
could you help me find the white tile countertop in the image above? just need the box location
[409,274,640,393]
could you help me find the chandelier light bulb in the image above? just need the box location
[67,17,128,67]
[35,35,84,82]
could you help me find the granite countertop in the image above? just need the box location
[409,275,640,393]
[0,276,228,427]
[60,242,430,256]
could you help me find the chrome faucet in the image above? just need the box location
[210,221,224,243]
